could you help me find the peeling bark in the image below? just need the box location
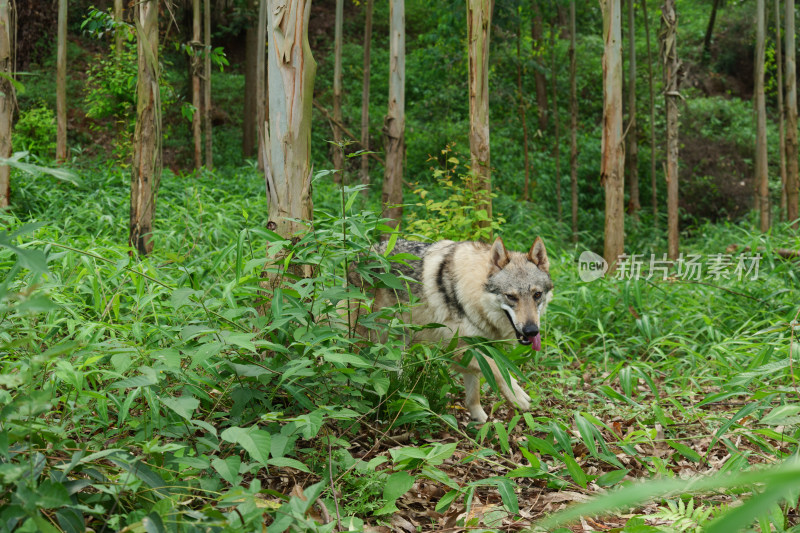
[129,0,162,255]
[662,0,679,259]
[382,0,405,230]
[263,0,315,266]
[601,0,625,271]
[467,0,493,227]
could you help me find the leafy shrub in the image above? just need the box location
[406,143,505,242]
[12,104,56,158]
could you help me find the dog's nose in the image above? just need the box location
[522,323,539,337]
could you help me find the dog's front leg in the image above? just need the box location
[462,372,488,423]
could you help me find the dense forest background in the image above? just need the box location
[2,0,800,531]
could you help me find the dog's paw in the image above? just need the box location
[469,407,489,423]
[511,381,531,409]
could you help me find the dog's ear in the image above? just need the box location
[489,237,510,271]
[528,237,550,273]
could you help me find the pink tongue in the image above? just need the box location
[530,333,541,351]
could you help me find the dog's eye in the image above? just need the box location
[504,293,518,302]
[533,291,543,300]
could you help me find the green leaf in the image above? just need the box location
[666,440,702,462]
[562,454,588,488]
[212,456,242,485]
[160,394,199,421]
[220,426,271,468]
[375,471,415,515]
[595,469,629,487]
[760,404,800,426]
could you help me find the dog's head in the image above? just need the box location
[485,237,553,351]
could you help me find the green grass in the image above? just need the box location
[1,160,799,531]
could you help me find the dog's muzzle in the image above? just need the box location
[509,319,542,352]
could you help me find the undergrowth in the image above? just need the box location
[1,160,799,531]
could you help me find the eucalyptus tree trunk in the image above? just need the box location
[785,0,799,227]
[601,0,624,271]
[550,27,562,222]
[333,0,344,182]
[114,0,124,56]
[56,0,67,162]
[255,0,268,171]
[192,0,202,169]
[626,0,639,220]
[569,0,578,241]
[382,0,405,229]
[776,0,787,220]
[0,0,13,209]
[467,0,493,227]
[517,12,531,202]
[203,0,213,169]
[662,0,679,259]
[360,0,374,191]
[130,0,162,255]
[642,0,657,226]
[263,0,315,281]
[531,0,548,132]
[755,0,769,232]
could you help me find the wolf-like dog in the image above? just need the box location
[351,237,553,423]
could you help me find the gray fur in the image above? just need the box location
[352,236,554,423]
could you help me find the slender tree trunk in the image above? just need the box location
[550,27,562,222]
[642,0,657,226]
[702,0,720,59]
[192,0,202,169]
[255,0,268,171]
[569,0,578,241]
[0,0,13,209]
[601,0,625,271]
[662,0,679,259]
[467,0,494,227]
[626,0,639,219]
[531,0,548,132]
[203,0,213,169]
[130,0,162,255]
[114,0,123,56]
[382,0,405,230]
[243,21,257,157]
[517,12,531,202]
[56,0,67,162]
[360,0,374,191]
[333,0,344,182]
[263,0,316,257]
[755,0,769,231]
[776,0,787,220]
[786,0,799,227]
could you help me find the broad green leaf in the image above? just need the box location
[220,426,271,468]
[375,471,415,515]
[212,456,242,485]
[160,395,199,421]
